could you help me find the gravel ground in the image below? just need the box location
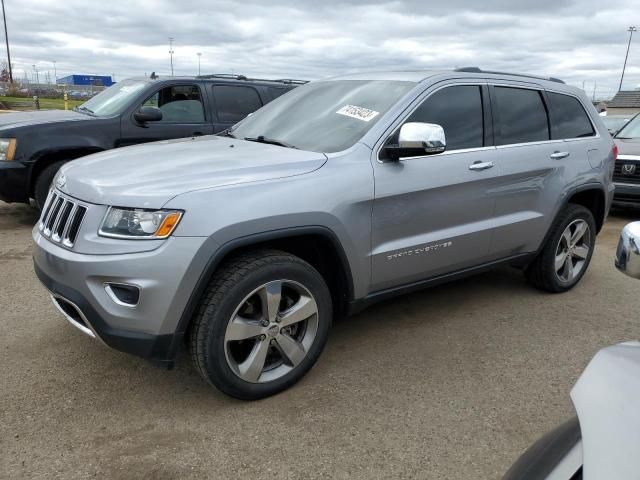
[1,201,638,480]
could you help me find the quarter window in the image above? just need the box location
[406,85,484,150]
[142,85,205,123]
[547,92,595,139]
[494,87,549,145]
[213,85,263,123]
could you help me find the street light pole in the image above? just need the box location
[1,0,12,83]
[52,60,57,83]
[33,64,39,85]
[619,26,637,92]
[169,37,175,76]
[197,52,201,76]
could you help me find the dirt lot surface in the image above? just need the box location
[1,201,638,479]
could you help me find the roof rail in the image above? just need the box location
[197,74,248,81]
[454,67,565,84]
[196,74,308,85]
[274,79,308,85]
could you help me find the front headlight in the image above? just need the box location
[99,207,183,239]
[0,138,17,161]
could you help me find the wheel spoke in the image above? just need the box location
[226,316,264,341]
[555,253,567,271]
[562,256,574,281]
[562,228,572,249]
[237,338,270,382]
[279,295,317,328]
[276,333,306,367]
[572,245,589,260]
[570,221,587,246]
[259,281,282,323]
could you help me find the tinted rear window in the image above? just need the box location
[213,85,263,123]
[494,87,549,145]
[547,92,595,139]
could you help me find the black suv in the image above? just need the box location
[0,74,304,208]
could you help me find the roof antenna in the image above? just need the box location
[150,71,158,79]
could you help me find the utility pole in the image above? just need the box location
[592,81,597,102]
[32,64,39,85]
[52,60,57,83]
[1,0,12,83]
[197,52,201,76]
[619,26,637,92]
[168,37,175,76]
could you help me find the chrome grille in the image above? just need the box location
[39,191,87,248]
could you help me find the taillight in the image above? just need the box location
[613,143,619,161]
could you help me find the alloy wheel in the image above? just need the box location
[554,219,591,283]
[224,280,319,383]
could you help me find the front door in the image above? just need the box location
[120,83,214,146]
[370,83,500,292]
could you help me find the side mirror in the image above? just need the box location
[616,222,640,279]
[384,122,446,160]
[134,106,163,124]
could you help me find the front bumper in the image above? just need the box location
[613,182,640,207]
[32,228,208,364]
[0,160,29,203]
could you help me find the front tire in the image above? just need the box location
[526,204,596,293]
[34,161,66,210]
[189,249,332,400]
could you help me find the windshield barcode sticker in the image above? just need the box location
[336,105,380,122]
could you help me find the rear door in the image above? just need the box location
[488,84,594,258]
[120,83,214,146]
[210,84,265,133]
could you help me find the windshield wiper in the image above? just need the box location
[74,106,95,116]
[244,135,298,149]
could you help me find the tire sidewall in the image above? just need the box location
[546,206,596,291]
[202,260,332,399]
[35,161,66,209]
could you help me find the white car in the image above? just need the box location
[504,222,640,480]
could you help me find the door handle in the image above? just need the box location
[469,161,495,171]
[550,151,570,160]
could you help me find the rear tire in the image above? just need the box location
[34,161,66,210]
[526,204,596,293]
[189,249,332,400]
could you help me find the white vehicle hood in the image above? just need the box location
[571,341,640,480]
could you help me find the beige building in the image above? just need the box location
[607,91,640,115]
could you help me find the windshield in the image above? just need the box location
[615,114,640,139]
[78,79,149,117]
[603,116,630,133]
[230,80,416,153]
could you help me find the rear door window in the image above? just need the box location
[212,85,263,123]
[547,92,595,139]
[494,87,549,145]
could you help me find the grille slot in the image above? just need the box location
[613,160,640,185]
[38,191,88,248]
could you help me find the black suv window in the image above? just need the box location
[213,85,263,123]
[142,85,205,123]
[494,87,549,145]
[406,85,484,150]
[548,92,595,139]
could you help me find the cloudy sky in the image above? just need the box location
[5,0,640,99]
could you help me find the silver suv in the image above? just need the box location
[32,68,616,399]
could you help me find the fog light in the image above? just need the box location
[104,283,140,307]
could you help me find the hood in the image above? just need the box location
[571,342,640,480]
[59,135,328,207]
[0,109,91,130]
[615,137,640,158]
